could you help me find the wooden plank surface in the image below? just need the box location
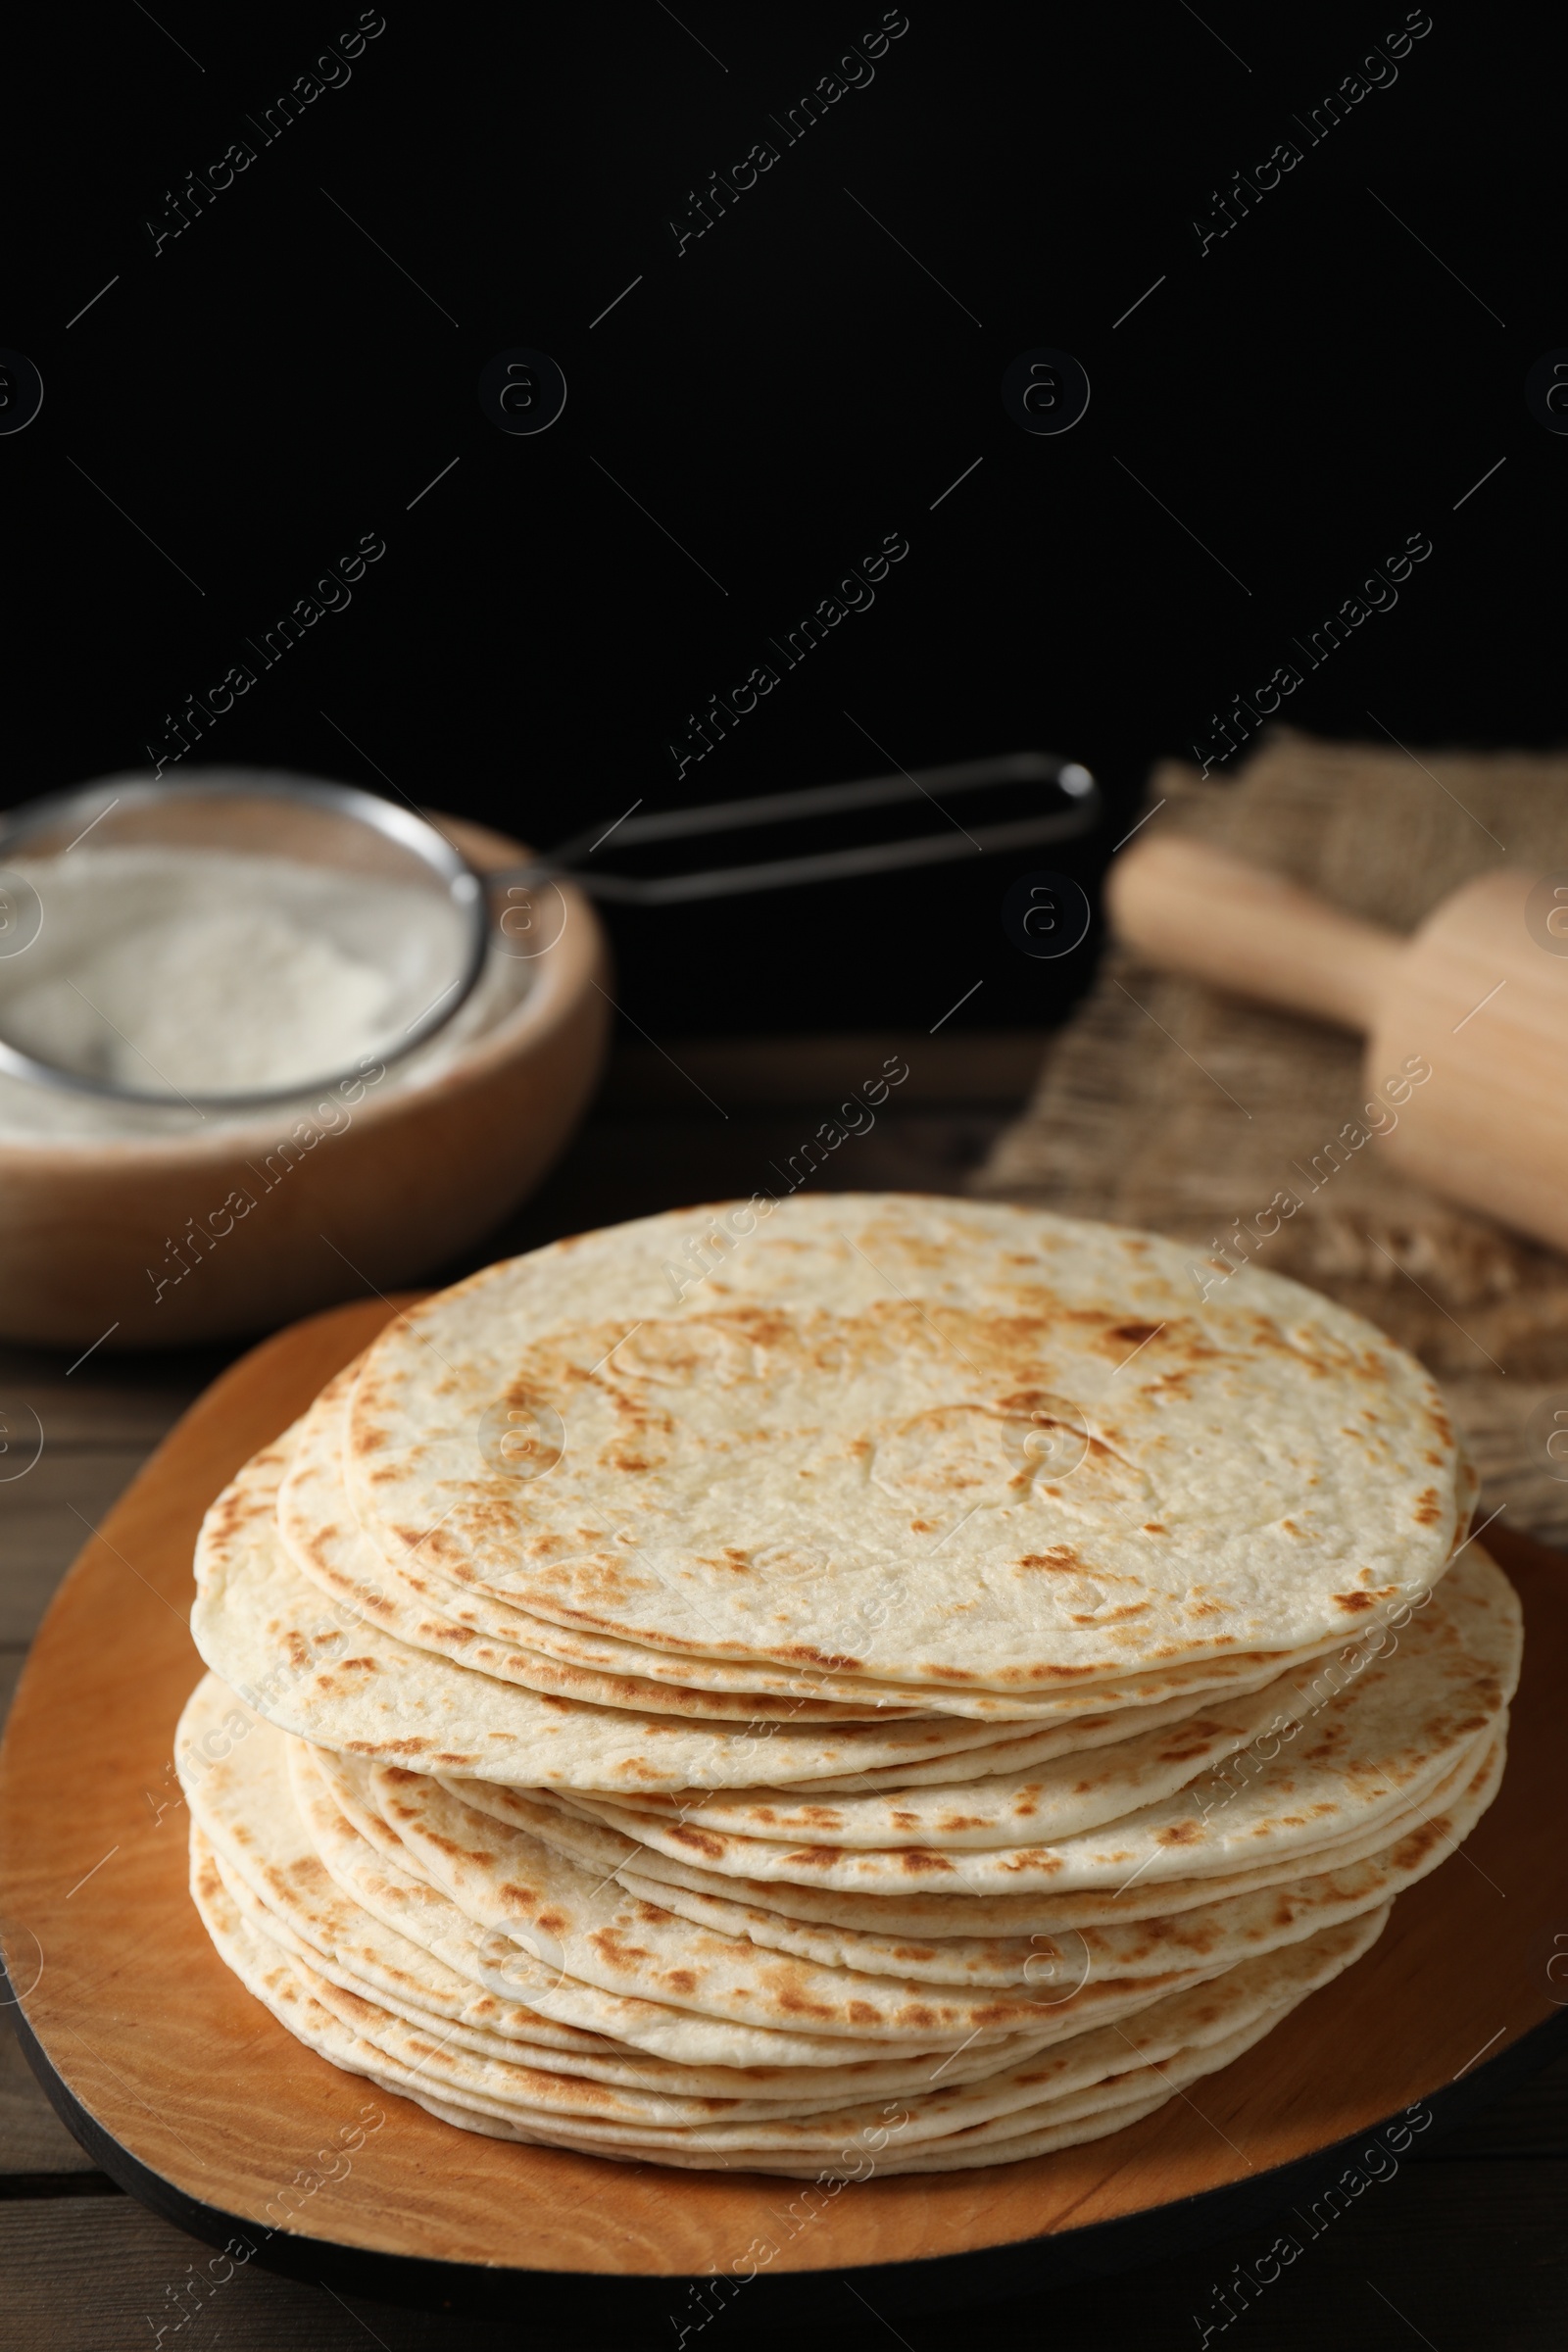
[0,2018,100,2180]
[1,1031,1564,2348]
[3,2151,1568,2350]
[491,1033,1042,1258]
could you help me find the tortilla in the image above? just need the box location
[190,1824,1386,2173]
[198,1432,1495,1805]
[289,1356,1445,1728]
[494,1732,1499,1941]
[295,1912,1384,2154]
[285,1735,1065,2075]
[340,1751,1222,2047]
[580,1636,1380,1852]
[491,1547,1519,1894]
[197,1447,1152,1788]
[278,1369,922,1725]
[345,1197,1464,1690]
[177,1192,1508,2183]
[601,1738,1501,1987]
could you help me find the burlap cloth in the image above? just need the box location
[973,727,1568,1544]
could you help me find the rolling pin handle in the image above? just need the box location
[1104,833,1402,1034]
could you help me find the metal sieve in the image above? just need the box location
[0,753,1098,1110]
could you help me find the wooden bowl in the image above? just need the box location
[0,817,610,1349]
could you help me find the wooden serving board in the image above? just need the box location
[2,1298,1565,2324]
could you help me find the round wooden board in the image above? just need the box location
[2,1297,1566,2323]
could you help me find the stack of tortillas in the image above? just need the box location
[178,1195,1519,2176]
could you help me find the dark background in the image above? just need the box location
[4,2,1558,1034]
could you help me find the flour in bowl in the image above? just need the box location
[0,846,521,1137]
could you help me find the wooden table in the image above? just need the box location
[2,1036,1565,2351]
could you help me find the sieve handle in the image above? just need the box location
[488,753,1099,906]
[1105,832,1402,1033]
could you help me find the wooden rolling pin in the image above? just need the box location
[1105,832,1568,1254]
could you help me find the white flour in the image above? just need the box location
[0,846,523,1138]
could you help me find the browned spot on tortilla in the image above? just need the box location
[589,1927,655,1967]
[1157,1819,1201,1845]
[667,1826,729,1860]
